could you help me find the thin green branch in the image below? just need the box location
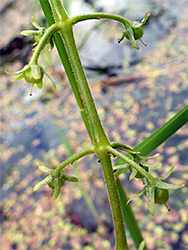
[70,13,131,28]
[51,118,100,223]
[49,0,69,21]
[106,146,155,184]
[30,22,62,64]
[53,147,95,177]
[110,142,139,154]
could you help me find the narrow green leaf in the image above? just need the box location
[146,186,155,216]
[155,178,185,190]
[52,178,61,200]
[140,160,161,168]
[33,175,53,192]
[115,105,188,176]
[116,179,148,250]
[12,74,24,81]
[132,13,150,28]
[160,164,175,180]
[129,167,137,181]
[126,189,145,205]
[20,30,41,36]
[44,70,56,89]
[31,16,42,29]
[64,175,79,182]
[36,162,52,174]
[5,69,23,75]
[113,164,129,171]
[143,153,160,160]
[138,241,146,250]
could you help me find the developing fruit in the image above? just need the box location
[23,65,44,84]
[124,26,144,40]
[154,187,169,204]
[135,165,148,179]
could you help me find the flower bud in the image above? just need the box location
[124,26,144,41]
[118,13,150,49]
[6,63,56,96]
[23,65,44,84]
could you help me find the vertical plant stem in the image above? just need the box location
[49,0,69,21]
[97,150,129,250]
[60,25,109,147]
[60,24,128,250]
[39,0,129,249]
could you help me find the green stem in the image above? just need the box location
[97,150,129,250]
[49,0,69,21]
[110,142,139,154]
[53,147,95,177]
[116,178,147,250]
[133,105,188,156]
[38,1,147,248]
[60,24,128,250]
[59,25,109,147]
[70,13,131,28]
[30,22,61,64]
[40,1,129,248]
[106,146,155,184]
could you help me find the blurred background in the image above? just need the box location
[0,0,188,249]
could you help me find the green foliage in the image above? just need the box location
[4,0,187,249]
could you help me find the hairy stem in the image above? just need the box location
[70,13,131,28]
[106,146,155,184]
[49,0,69,21]
[53,147,95,177]
[39,0,134,248]
[97,150,129,250]
[30,22,61,64]
[60,24,128,249]
[60,25,109,147]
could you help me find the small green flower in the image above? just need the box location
[129,153,161,182]
[127,164,184,215]
[33,162,79,200]
[6,64,56,96]
[118,13,150,49]
[21,17,54,51]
